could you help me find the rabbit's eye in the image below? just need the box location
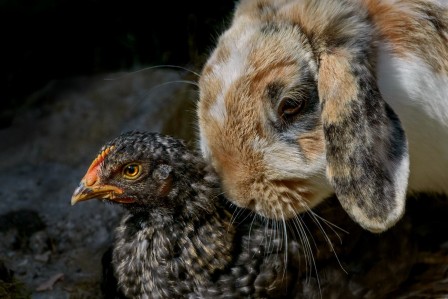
[278,97,304,120]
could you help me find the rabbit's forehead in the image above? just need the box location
[204,21,312,78]
[199,23,313,122]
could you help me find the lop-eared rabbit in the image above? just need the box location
[197,0,448,233]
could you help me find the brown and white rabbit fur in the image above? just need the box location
[197,0,448,233]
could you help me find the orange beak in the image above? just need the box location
[70,179,124,205]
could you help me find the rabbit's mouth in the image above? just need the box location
[220,170,333,220]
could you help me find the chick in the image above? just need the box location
[71,131,300,299]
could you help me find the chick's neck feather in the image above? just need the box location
[113,189,235,298]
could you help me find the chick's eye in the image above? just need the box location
[278,97,304,120]
[122,163,142,179]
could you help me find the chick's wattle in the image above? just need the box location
[71,131,299,299]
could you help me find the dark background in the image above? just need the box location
[1,0,236,128]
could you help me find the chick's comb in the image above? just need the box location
[84,146,115,186]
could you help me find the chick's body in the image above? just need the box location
[72,131,299,299]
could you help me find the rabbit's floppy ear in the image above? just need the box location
[283,0,410,232]
[319,50,409,233]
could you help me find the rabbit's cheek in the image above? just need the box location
[297,130,325,162]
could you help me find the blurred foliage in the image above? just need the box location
[1,0,236,128]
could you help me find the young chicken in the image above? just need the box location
[71,131,300,299]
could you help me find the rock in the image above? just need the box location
[29,231,51,255]
[0,209,46,250]
[34,252,51,263]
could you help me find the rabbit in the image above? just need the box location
[197,0,448,233]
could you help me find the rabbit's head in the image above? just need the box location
[197,0,409,232]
